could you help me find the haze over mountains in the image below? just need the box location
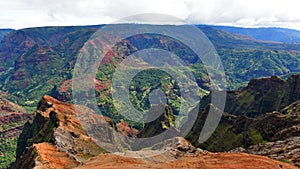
[0,24,299,168]
[206,25,300,43]
[0,29,13,41]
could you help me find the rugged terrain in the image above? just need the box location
[0,25,299,108]
[6,74,300,168]
[185,76,300,167]
[132,75,300,166]
[11,96,298,169]
[0,90,33,168]
[15,95,108,162]
[0,24,299,168]
[232,136,300,167]
[76,151,297,169]
[231,99,300,167]
[223,75,300,117]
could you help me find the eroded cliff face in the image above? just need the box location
[221,75,300,117]
[230,100,300,167]
[0,91,33,168]
[12,143,79,169]
[12,95,108,169]
[12,95,143,169]
[232,136,300,167]
[11,95,299,169]
[185,103,300,151]
[183,75,300,164]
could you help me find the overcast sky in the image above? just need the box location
[1,0,300,30]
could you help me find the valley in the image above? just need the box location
[0,24,299,168]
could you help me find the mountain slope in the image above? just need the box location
[182,75,300,166]
[197,75,300,118]
[198,26,300,88]
[0,25,299,168]
[232,136,300,167]
[231,99,300,167]
[0,26,99,106]
[187,104,300,151]
[0,25,299,107]
[11,96,297,169]
[75,152,297,169]
[15,95,107,162]
[0,29,13,41]
[210,25,300,43]
[224,75,300,117]
[134,75,300,165]
[0,90,32,169]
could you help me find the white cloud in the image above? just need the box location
[1,0,300,30]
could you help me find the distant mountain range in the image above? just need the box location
[202,25,300,43]
[4,24,300,43]
[0,29,13,41]
[0,25,299,108]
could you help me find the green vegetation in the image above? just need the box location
[218,48,300,89]
[249,128,266,144]
[76,138,108,160]
[0,122,24,131]
[1,25,299,113]
[0,27,97,107]
[279,158,291,164]
[186,99,300,152]
[16,113,58,159]
[0,119,30,168]
[222,75,300,117]
[0,137,17,169]
[0,25,299,167]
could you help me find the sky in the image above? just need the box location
[1,0,300,30]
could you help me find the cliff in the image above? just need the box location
[11,95,299,168]
[12,95,108,168]
[223,75,300,117]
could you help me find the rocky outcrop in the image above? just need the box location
[112,137,201,162]
[229,99,300,167]
[12,135,299,169]
[138,104,176,138]
[281,100,300,116]
[186,102,300,152]
[150,137,199,159]
[76,137,297,169]
[13,95,108,169]
[116,120,139,137]
[221,75,300,117]
[231,136,300,167]
[75,153,298,169]
[12,95,300,169]
[11,143,79,169]
[12,95,143,169]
